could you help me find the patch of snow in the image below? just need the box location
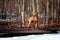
[0,34,60,40]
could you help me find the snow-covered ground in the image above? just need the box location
[0,31,60,40]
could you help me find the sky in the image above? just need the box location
[0,34,60,40]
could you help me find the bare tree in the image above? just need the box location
[46,0,49,25]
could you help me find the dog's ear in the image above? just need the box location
[33,11,38,16]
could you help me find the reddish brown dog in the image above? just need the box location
[27,12,38,29]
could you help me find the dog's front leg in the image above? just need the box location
[27,21,31,28]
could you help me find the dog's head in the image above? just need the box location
[33,12,38,16]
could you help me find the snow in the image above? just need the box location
[0,34,60,40]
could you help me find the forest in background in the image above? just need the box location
[0,0,60,29]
